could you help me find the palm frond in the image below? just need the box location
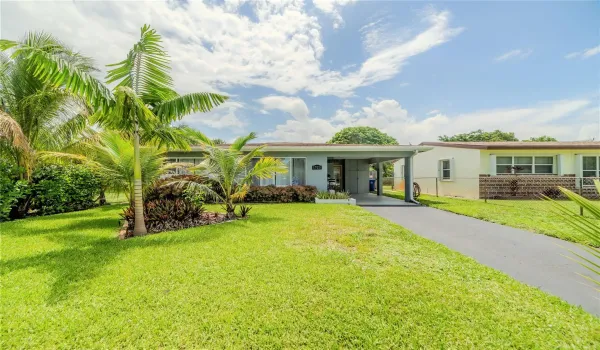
[153,92,228,122]
[230,132,257,152]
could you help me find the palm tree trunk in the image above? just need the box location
[132,122,147,236]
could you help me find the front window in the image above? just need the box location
[495,156,554,174]
[583,156,600,186]
[255,157,306,186]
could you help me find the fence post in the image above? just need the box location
[579,178,583,216]
[435,177,439,197]
[484,177,488,203]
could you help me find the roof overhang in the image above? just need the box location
[189,144,433,154]
[420,141,600,150]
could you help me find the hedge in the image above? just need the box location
[244,185,317,203]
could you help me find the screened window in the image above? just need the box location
[441,159,451,180]
[255,157,306,186]
[583,156,599,178]
[495,156,554,174]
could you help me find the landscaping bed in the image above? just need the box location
[1,203,598,348]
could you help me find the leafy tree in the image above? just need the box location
[171,132,287,218]
[0,33,95,179]
[438,129,518,142]
[2,25,228,235]
[212,138,226,145]
[328,126,398,145]
[525,135,558,142]
[328,126,397,177]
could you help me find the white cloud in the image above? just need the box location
[312,0,354,29]
[264,97,595,143]
[494,49,533,62]
[179,101,247,130]
[257,96,309,121]
[3,2,461,98]
[342,100,354,108]
[427,109,441,115]
[565,45,600,60]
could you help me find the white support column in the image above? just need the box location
[404,156,413,202]
[377,162,383,196]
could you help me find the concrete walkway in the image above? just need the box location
[364,206,600,316]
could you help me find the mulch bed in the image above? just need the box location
[119,212,234,239]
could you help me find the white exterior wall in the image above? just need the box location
[394,147,481,198]
[480,149,600,175]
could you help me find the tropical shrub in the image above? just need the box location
[244,185,318,203]
[237,204,252,218]
[0,160,29,221]
[29,164,101,216]
[316,191,351,199]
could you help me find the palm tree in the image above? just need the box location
[172,132,288,218]
[546,180,600,289]
[2,25,228,235]
[0,34,95,179]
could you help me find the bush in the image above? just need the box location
[243,185,317,203]
[0,160,29,222]
[316,191,350,199]
[29,164,102,216]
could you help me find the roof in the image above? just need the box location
[420,141,600,150]
[189,142,432,153]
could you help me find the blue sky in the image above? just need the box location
[3,0,599,143]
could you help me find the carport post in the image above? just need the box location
[404,156,413,202]
[376,162,383,196]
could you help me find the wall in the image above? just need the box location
[480,175,599,199]
[480,149,600,175]
[395,147,481,198]
[345,159,370,193]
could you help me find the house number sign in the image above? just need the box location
[311,165,323,170]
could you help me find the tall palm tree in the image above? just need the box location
[172,132,288,218]
[0,34,95,179]
[1,25,228,235]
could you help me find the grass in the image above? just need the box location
[1,203,599,348]
[384,187,600,247]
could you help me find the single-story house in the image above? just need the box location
[393,141,600,199]
[166,143,432,203]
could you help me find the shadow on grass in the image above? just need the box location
[1,210,285,304]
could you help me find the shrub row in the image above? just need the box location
[0,162,102,221]
[244,185,317,203]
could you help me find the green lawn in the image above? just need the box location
[384,188,600,247]
[1,204,599,348]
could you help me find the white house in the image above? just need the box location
[393,141,600,199]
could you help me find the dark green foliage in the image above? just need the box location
[238,204,252,218]
[28,164,101,216]
[0,160,29,222]
[244,185,317,203]
[439,129,519,142]
[328,126,398,145]
[122,199,215,234]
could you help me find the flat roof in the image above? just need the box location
[190,142,433,153]
[420,141,600,150]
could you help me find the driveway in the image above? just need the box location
[364,206,600,316]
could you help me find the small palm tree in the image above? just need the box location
[2,25,228,235]
[546,180,600,289]
[0,33,95,179]
[171,132,288,218]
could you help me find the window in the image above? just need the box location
[165,158,200,175]
[440,159,451,180]
[495,156,554,174]
[583,156,599,179]
[255,157,306,186]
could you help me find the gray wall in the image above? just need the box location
[345,159,370,194]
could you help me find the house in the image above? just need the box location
[166,143,432,203]
[393,141,600,199]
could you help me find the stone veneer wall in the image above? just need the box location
[479,174,600,200]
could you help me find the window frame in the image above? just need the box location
[494,155,555,175]
[256,157,307,187]
[439,159,453,181]
[582,156,600,187]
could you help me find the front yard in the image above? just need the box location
[1,203,599,348]
[384,188,600,247]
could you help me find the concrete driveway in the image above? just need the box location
[364,206,600,316]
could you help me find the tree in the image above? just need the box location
[2,25,228,235]
[328,126,398,145]
[525,135,558,142]
[211,138,226,145]
[438,129,518,142]
[172,132,287,218]
[328,126,397,177]
[0,33,95,179]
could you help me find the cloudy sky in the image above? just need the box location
[2,1,599,143]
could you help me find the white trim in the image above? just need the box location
[490,154,497,176]
[439,158,453,181]
[190,145,433,153]
[493,155,556,175]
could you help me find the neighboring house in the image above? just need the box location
[166,143,432,203]
[393,141,600,199]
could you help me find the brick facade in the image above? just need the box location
[479,174,600,200]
